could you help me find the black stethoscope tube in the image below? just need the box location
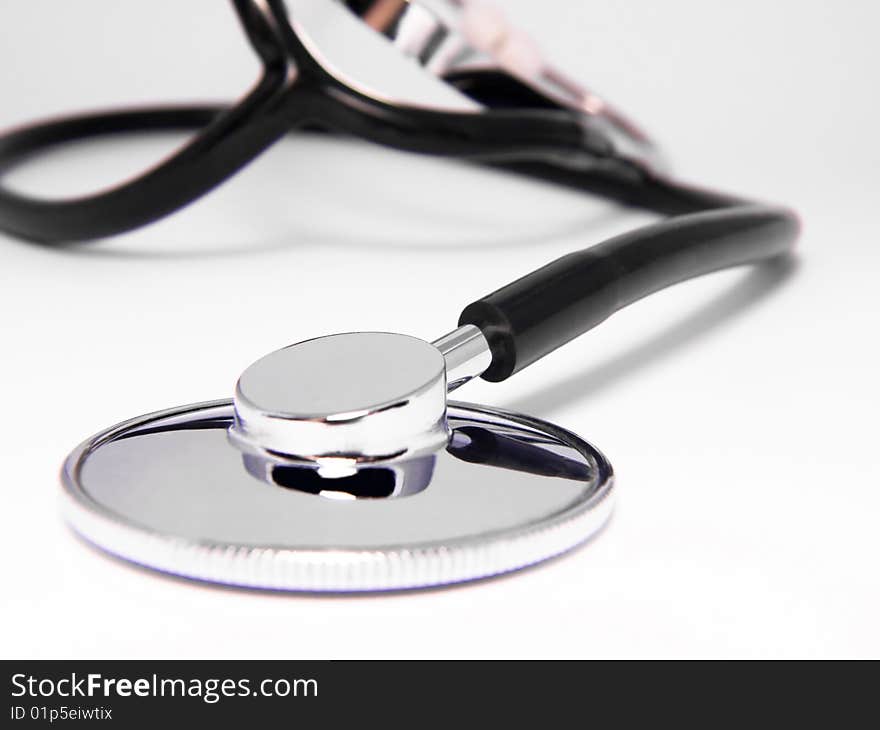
[461,203,797,381]
[0,1,614,244]
[0,100,619,244]
[0,98,786,242]
[0,96,799,388]
[0,0,798,371]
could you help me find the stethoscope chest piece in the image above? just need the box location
[230,332,450,465]
[61,333,614,592]
[7,0,798,594]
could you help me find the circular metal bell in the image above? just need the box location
[231,332,449,463]
[61,331,614,591]
[61,401,614,591]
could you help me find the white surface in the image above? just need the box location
[1,0,878,659]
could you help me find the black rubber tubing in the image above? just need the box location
[0,0,615,244]
[458,202,799,381]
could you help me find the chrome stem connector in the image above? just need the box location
[432,324,491,392]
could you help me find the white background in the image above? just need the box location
[1,1,878,658]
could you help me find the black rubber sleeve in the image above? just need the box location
[458,202,799,381]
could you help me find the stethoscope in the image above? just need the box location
[2,1,799,591]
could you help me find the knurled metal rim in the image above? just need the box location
[60,399,614,592]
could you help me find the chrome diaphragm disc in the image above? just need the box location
[61,400,614,592]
